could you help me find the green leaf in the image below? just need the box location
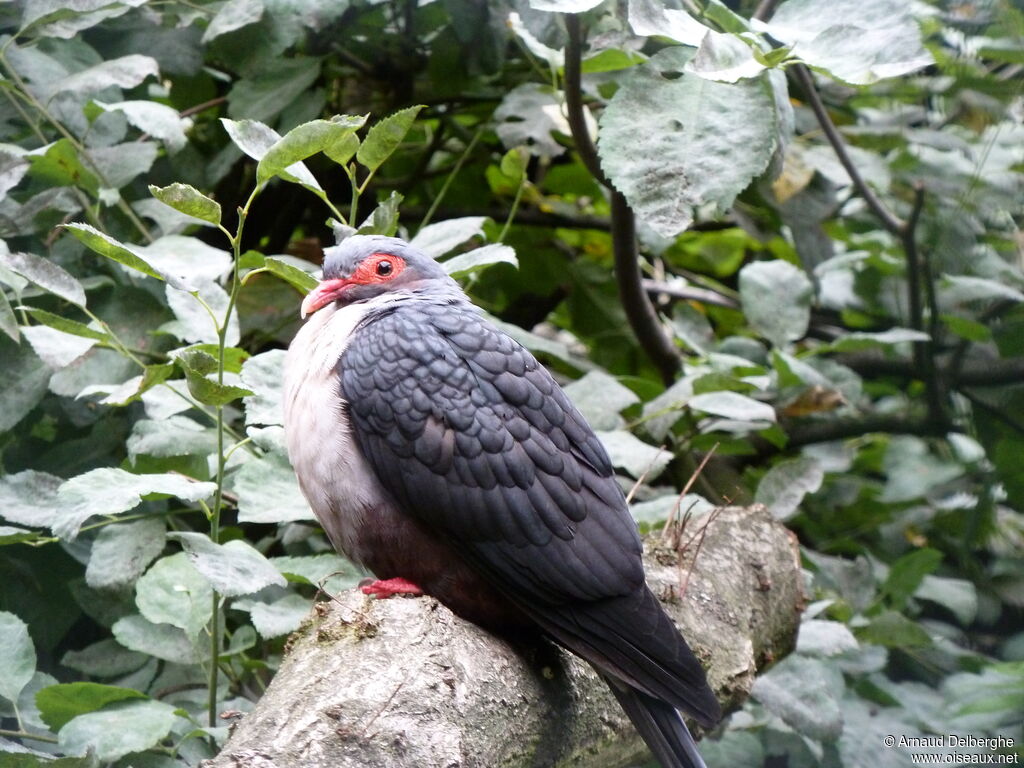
[26,139,99,196]
[0,470,62,528]
[751,655,844,740]
[227,57,322,124]
[94,101,187,153]
[754,0,934,84]
[149,183,222,225]
[246,594,312,639]
[755,456,824,520]
[0,251,86,306]
[856,611,933,648]
[62,223,163,281]
[441,243,517,278]
[135,552,213,639]
[528,0,602,10]
[85,518,166,589]
[58,699,177,762]
[164,281,239,345]
[596,430,670,480]
[35,682,146,732]
[580,48,646,74]
[356,105,424,173]
[233,450,314,524]
[241,349,286,426]
[271,554,364,594]
[168,531,287,597]
[201,0,264,42]
[221,117,322,191]
[22,308,108,341]
[409,216,489,258]
[0,335,52,432]
[598,48,779,236]
[916,575,978,626]
[264,256,318,294]
[0,611,37,703]
[256,115,366,185]
[111,614,199,665]
[21,324,97,368]
[686,30,765,83]
[499,146,529,181]
[54,468,217,540]
[688,391,776,422]
[54,54,159,96]
[0,287,17,341]
[739,260,813,347]
[880,548,943,610]
[357,190,403,237]
[797,619,859,657]
[941,314,992,343]
[563,370,640,431]
[61,639,148,679]
[174,348,253,406]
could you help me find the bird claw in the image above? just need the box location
[359,577,424,599]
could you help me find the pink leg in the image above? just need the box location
[360,577,424,598]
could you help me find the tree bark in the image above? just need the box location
[206,505,803,768]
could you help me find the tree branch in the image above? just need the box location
[752,0,782,22]
[785,414,954,448]
[564,14,681,385]
[206,506,803,768]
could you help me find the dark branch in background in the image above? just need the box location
[565,14,681,385]
[751,0,782,22]
[785,414,954,448]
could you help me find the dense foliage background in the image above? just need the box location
[0,0,1021,765]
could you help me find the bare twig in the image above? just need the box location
[785,414,953,447]
[643,279,740,310]
[661,444,718,542]
[792,64,905,238]
[752,0,782,22]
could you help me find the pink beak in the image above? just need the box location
[300,278,350,319]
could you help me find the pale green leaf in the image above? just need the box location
[596,430,670,480]
[135,552,213,639]
[271,554,364,594]
[755,456,824,520]
[63,223,163,281]
[127,416,218,460]
[201,0,264,43]
[58,699,177,762]
[739,260,813,347]
[221,118,321,190]
[164,282,239,346]
[55,55,159,96]
[0,335,53,432]
[751,655,844,740]
[916,575,978,626]
[442,244,517,278]
[0,250,85,306]
[264,257,318,294]
[598,48,778,236]
[256,115,366,186]
[138,235,232,291]
[410,216,488,258]
[241,349,286,426]
[168,532,286,597]
[36,682,146,732]
[563,370,640,431]
[797,620,859,657]
[110,614,200,665]
[0,470,62,528]
[54,469,217,540]
[0,611,36,703]
[21,325,96,368]
[688,391,776,422]
[61,639,148,679]
[233,450,315,524]
[227,58,322,124]
[247,594,312,639]
[85,518,166,589]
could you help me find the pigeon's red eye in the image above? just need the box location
[376,260,393,277]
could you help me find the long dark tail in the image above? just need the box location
[606,677,708,768]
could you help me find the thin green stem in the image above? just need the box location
[497,177,526,243]
[346,165,361,224]
[77,508,203,534]
[418,126,483,231]
[0,728,58,744]
[314,189,347,224]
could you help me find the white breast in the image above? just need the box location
[282,297,393,560]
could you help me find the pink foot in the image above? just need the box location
[360,577,424,599]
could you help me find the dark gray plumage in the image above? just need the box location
[284,234,720,768]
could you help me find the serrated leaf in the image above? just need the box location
[598,48,778,236]
[135,552,213,639]
[686,30,766,83]
[168,532,286,597]
[256,115,366,185]
[0,288,17,342]
[173,348,252,406]
[356,105,424,173]
[357,190,403,237]
[54,469,216,540]
[739,260,813,347]
[85,518,166,589]
[58,699,177,762]
[596,430,670,480]
[149,183,221,225]
[442,244,517,278]
[755,456,824,520]
[35,682,146,732]
[0,611,36,703]
[0,251,86,306]
[63,223,163,281]
[221,117,323,191]
[264,257,318,294]
[410,216,488,258]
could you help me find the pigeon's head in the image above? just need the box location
[300,235,451,318]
